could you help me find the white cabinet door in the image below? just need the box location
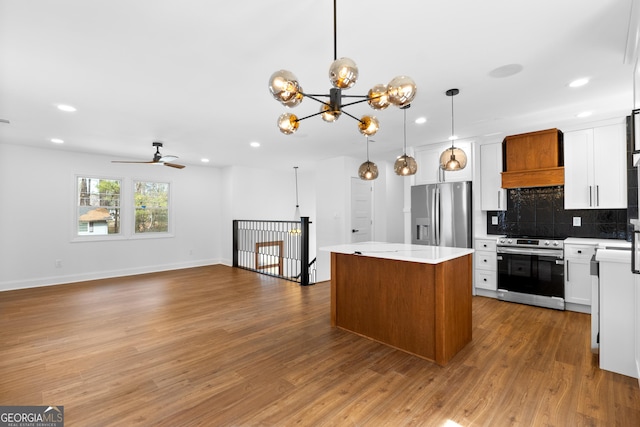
[414,142,473,185]
[564,129,593,209]
[480,142,506,211]
[565,258,592,305]
[592,124,627,209]
[564,123,627,209]
[414,146,443,184]
[564,244,596,306]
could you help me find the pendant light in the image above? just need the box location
[358,137,378,180]
[394,104,418,176]
[440,88,467,171]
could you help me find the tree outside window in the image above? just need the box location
[134,181,170,233]
[77,177,121,236]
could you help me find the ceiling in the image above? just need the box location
[0,0,637,171]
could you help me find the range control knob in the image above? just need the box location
[507,239,513,244]
[499,238,505,243]
[553,241,559,246]
[544,241,550,246]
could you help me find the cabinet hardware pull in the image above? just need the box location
[596,185,599,206]
[589,185,593,207]
[566,259,569,282]
[498,191,501,209]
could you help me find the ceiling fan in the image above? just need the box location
[112,142,185,169]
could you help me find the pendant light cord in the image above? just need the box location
[366,137,370,161]
[294,166,300,207]
[333,0,337,61]
[450,93,455,151]
[403,106,407,154]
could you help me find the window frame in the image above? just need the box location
[130,178,174,240]
[72,174,126,242]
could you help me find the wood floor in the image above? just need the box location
[1,265,639,426]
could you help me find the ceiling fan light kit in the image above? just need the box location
[112,142,185,169]
[268,0,416,137]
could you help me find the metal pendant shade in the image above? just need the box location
[440,89,467,171]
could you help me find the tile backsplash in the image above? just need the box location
[486,186,629,240]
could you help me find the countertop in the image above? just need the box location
[319,242,474,265]
[565,237,631,249]
[595,246,632,263]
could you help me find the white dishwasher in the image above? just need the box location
[596,247,637,378]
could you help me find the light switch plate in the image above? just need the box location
[573,217,581,227]
[491,216,498,225]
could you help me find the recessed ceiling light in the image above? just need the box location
[577,111,592,118]
[57,104,77,112]
[250,141,260,148]
[414,117,427,124]
[569,78,589,88]
[50,138,64,144]
[201,158,210,163]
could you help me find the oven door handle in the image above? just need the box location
[497,247,564,258]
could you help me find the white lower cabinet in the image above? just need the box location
[564,244,596,311]
[475,238,497,291]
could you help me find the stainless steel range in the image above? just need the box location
[496,236,565,310]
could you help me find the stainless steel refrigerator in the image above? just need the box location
[411,182,472,248]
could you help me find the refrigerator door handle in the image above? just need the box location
[633,230,640,274]
[435,187,441,245]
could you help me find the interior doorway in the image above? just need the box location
[350,177,373,243]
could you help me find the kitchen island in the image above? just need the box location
[321,242,474,366]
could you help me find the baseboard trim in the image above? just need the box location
[0,259,221,292]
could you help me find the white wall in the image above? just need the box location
[0,143,222,291]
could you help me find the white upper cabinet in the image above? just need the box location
[480,142,506,211]
[414,141,473,185]
[564,123,627,209]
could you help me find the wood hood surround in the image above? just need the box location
[501,128,564,189]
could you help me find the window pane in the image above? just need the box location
[134,181,170,233]
[77,177,121,235]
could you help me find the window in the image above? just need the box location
[134,181,170,234]
[77,177,121,236]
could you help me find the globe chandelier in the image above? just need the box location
[268,0,417,137]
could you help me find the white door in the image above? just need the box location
[351,177,372,243]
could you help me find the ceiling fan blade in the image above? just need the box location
[111,160,156,164]
[164,162,186,169]
[160,155,179,162]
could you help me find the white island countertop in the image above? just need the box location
[320,242,474,265]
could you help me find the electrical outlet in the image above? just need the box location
[55,259,62,268]
[573,217,581,227]
[491,216,498,225]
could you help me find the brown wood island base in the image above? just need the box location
[327,245,473,366]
